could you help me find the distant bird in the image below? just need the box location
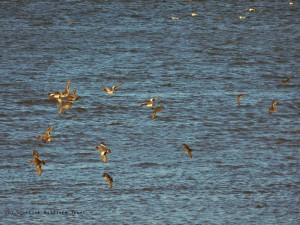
[102,83,123,95]
[151,105,163,120]
[269,100,279,115]
[57,97,73,116]
[237,94,247,105]
[95,142,111,163]
[282,77,290,85]
[36,127,54,143]
[103,173,113,188]
[141,97,158,107]
[182,144,192,158]
[245,7,256,12]
[28,150,45,176]
[48,80,71,99]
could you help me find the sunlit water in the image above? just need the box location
[0,1,299,224]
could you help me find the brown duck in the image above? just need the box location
[237,94,247,106]
[102,83,123,95]
[95,142,111,163]
[269,100,279,115]
[151,105,163,120]
[103,173,113,188]
[36,127,54,143]
[57,97,73,116]
[182,144,192,158]
[141,97,158,107]
[28,150,45,176]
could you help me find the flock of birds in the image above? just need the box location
[170,3,295,21]
[28,75,291,187]
[28,79,192,188]
[237,76,291,115]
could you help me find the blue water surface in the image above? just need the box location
[0,1,299,224]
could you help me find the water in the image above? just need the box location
[0,0,299,224]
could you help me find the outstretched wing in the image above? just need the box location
[64,80,71,94]
[36,165,42,176]
[272,100,278,107]
[102,85,111,92]
[151,111,157,120]
[113,83,123,89]
[107,179,113,188]
[33,150,39,158]
[187,150,192,158]
[182,144,192,158]
[58,106,63,115]
[44,127,54,136]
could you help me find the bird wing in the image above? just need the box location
[114,83,122,89]
[107,179,113,188]
[141,101,147,106]
[182,144,192,158]
[56,97,63,104]
[182,144,190,151]
[151,111,156,120]
[33,150,39,158]
[237,94,246,99]
[44,127,54,136]
[102,85,112,93]
[36,165,42,176]
[272,100,278,107]
[58,107,63,115]
[95,144,105,151]
[64,80,71,94]
[101,151,108,163]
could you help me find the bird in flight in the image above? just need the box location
[95,142,112,163]
[57,97,73,116]
[237,94,247,106]
[269,100,279,115]
[103,173,113,188]
[28,150,46,176]
[102,83,123,95]
[182,144,193,158]
[151,105,163,120]
[36,127,54,143]
[141,97,158,107]
[282,77,290,86]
